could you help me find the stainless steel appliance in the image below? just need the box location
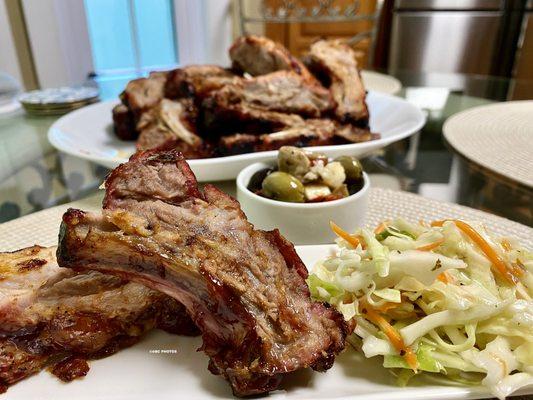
[510,0,533,98]
[389,0,527,77]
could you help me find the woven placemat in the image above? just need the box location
[0,188,530,252]
[443,101,533,188]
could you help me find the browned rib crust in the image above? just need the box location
[304,39,369,126]
[0,245,197,392]
[229,35,318,86]
[57,149,349,396]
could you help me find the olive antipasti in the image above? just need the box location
[249,146,365,203]
[262,171,305,203]
[335,155,363,181]
[278,146,312,181]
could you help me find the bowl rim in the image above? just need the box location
[236,161,370,209]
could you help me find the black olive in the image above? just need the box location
[247,168,274,193]
[347,180,364,195]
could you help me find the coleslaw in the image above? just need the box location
[307,218,533,399]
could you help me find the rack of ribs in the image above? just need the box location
[112,35,378,156]
[57,149,349,396]
[304,39,369,127]
[136,66,241,152]
[0,245,197,393]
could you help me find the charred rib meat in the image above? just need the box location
[304,39,369,126]
[113,71,170,141]
[164,65,239,100]
[208,70,334,119]
[136,98,203,155]
[229,35,318,85]
[57,149,349,396]
[217,119,335,155]
[121,71,168,118]
[202,96,305,136]
[0,245,197,393]
[217,119,377,156]
[112,104,137,141]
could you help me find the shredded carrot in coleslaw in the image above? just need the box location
[330,221,363,248]
[374,221,389,234]
[416,239,445,251]
[361,303,418,371]
[430,220,518,285]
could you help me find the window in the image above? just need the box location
[20,0,231,92]
[84,0,178,98]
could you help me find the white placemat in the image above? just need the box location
[443,101,533,188]
[361,70,402,95]
[0,188,530,251]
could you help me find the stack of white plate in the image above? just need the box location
[19,87,99,116]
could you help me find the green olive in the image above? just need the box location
[262,171,305,203]
[335,156,363,181]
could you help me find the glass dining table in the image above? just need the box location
[0,71,532,400]
[1,70,531,227]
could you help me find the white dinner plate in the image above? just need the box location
[2,188,532,399]
[361,71,402,95]
[47,91,425,181]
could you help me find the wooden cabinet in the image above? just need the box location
[264,0,377,67]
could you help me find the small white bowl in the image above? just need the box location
[237,162,369,245]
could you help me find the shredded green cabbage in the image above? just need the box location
[307,218,533,399]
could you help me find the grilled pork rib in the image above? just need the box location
[217,119,334,155]
[202,98,305,136]
[121,71,168,118]
[112,104,137,140]
[113,71,170,141]
[217,120,376,156]
[304,40,369,126]
[57,150,349,396]
[229,35,318,85]
[164,65,238,100]
[136,98,204,155]
[207,70,334,119]
[201,71,333,136]
[0,245,197,393]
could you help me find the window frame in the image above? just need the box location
[21,0,233,88]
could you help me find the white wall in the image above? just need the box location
[203,0,232,66]
[0,1,23,85]
[173,0,232,66]
[21,0,93,88]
